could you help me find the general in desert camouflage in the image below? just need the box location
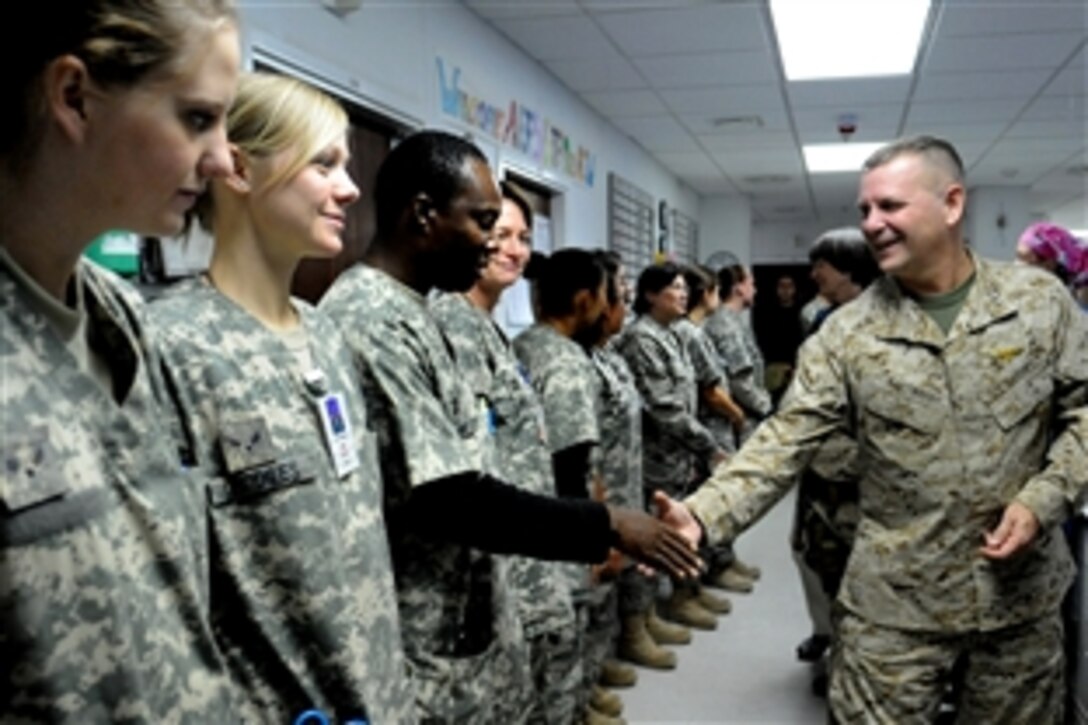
[688,257,1088,721]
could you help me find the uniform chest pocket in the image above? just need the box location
[990,372,1053,431]
[861,388,944,441]
[207,417,317,507]
[1,428,112,546]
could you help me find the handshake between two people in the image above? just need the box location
[604,491,706,581]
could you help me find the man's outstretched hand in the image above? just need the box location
[607,506,702,580]
[651,490,704,549]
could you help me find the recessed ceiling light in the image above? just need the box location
[803,142,888,173]
[771,0,931,81]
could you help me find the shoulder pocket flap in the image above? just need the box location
[2,431,68,513]
[219,416,277,472]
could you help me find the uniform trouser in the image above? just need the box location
[525,621,584,725]
[584,583,620,690]
[792,550,833,639]
[618,566,652,617]
[830,610,1065,724]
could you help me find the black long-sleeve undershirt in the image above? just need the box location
[400,472,613,563]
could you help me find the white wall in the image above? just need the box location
[237,1,699,253]
[963,186,1032,262]
[698,195,752,266]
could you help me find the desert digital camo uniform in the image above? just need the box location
[149,276,413,724]
[787,345,860,599]
[0,255,234,722]
[431,292,578,725]
[320,265,528,723]
[702,306,772,447]
[616,315,718,497]
[687,258,1088,720]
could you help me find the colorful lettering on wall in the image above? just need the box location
[436,57,596,187]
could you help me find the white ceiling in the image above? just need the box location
[464,0,1087,226]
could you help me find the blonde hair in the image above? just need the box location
[195,72,349,229]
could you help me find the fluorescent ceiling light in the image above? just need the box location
[803,142,887,173]
[771,0,931,81]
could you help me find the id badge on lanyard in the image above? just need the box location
[305,369,359,479]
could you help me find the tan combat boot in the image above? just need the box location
[646,605,692,645]
[697,586,733,615]
[598,658,638,688]
[732,557,762,580]
[590,684,624,717]
[706,565,755,593]
[617,614,677,670]
[661,588,717,631]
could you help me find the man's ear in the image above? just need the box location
[944,183,966,227]
[44,55,94,143]
[223,146,251,194]
[411,192,436,235]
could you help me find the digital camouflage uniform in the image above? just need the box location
[513,322,601,710]
[669,317,740,576]
[687,258,1088,723]
[320,265,529,724]
[150,277,414,724]
[431,293,578,725]
[616,315,719,499]
[702,306,773,449]
[587,346,646,676]
[0,256,235,722]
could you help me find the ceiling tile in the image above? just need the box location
[1019,94,1086,120]
[594,4,768,57]
[582,89,667,117]
[659,85,785,115]
[634,51,778,88]
[936,2,1087,37]
[492,15,616,61]
[924,33,1084,73]
[680,107,791,135]
[543,56,646,93]
[465,0,582,20]
[793,105,904,141]
[696,129,796,152]
[710,147,804,177]
[914,69,1052,102]
[611,115,702,153]
[787,78,913,108]
[653,151,723,177]
[906,98,1025,125]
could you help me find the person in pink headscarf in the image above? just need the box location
[1016,222,1088,287]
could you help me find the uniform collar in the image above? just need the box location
[867,252,1018,348]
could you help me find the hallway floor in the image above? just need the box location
[621,489,829,724]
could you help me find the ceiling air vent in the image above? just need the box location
[742,174,792,185]
[710,115,764,130]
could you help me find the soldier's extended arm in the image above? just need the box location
[400,473,702,578]
[684,332,849,545]
[1012,291,1088,529]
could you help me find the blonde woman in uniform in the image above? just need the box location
[149,73,413,722]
